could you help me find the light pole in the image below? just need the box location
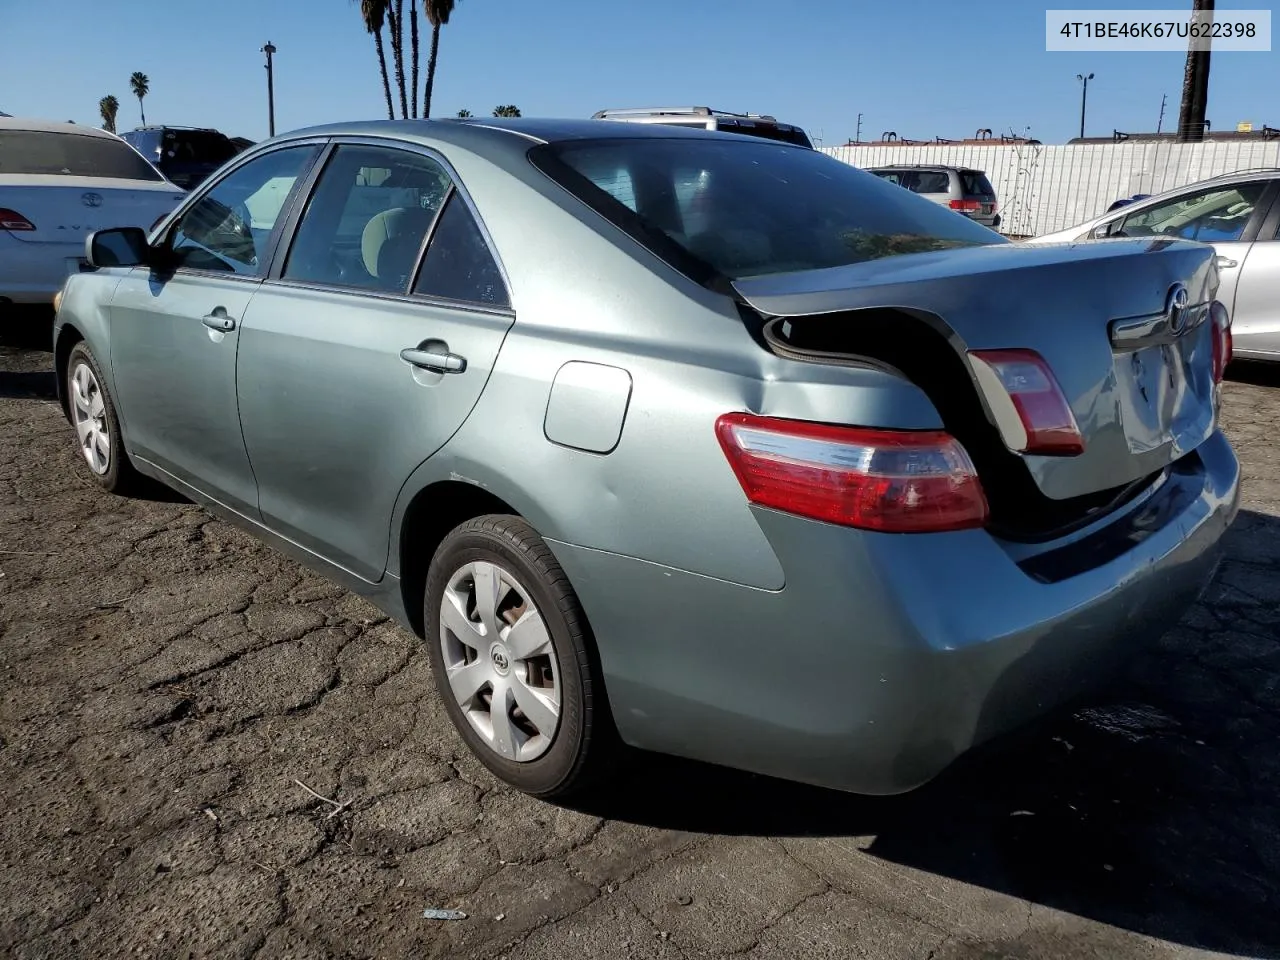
[262,41,277,137]
[1076,72,1094,140]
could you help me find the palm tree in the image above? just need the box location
[129,72,149,125]
[99,95,119,133]
[492,105,521,118]
[357,0,395,119]
[385,0,408,117]
[421,0,456,119]
[409,0,420,118]
[456,108,472,118]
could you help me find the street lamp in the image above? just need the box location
[1076,72,1094,140]
[262,41,277,137]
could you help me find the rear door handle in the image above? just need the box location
[1216,256,1239,269]
[201,313,236,332]
[400,347,466,374]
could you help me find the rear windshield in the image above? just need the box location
[960,170,994,196]
[532,138,1000,280]
[0,130,164,181]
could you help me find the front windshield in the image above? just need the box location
[532,137,1002,280]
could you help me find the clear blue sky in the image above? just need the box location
[1,0,1276,145]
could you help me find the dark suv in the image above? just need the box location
[120,126,239,189]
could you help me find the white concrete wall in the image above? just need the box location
[822,140,1280,237]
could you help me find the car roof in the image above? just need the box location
[0,117,120,139]
[269,116,810,165]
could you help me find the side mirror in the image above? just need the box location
[86,227,151,268]
[1089,222,1112,239]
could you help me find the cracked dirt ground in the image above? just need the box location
[2,328,1279,960]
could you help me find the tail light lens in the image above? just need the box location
[715,413,989,533]
[1209,300,1232,383]
[969,349,1085,456]
[949,199,982,212]
[0,208,36,231]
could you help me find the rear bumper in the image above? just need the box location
[551,429,1240,794]
[0,235,86,304]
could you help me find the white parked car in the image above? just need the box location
[1026,169,1280,362]
[1,118,185,309]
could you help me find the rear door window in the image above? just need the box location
[960,171,995,197]
[870,170,906,186]
[0,129,164,181]
[911,171,951,194]
[282,144,452,292]
[412,193,510,307]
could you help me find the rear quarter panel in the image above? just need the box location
[386,143,946,589]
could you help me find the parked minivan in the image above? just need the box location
[865,164,1000,230]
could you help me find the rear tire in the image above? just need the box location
[425,515,616,798]
[65,342,141,495]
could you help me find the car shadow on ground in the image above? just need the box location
[1227,359,1280,389]
[567,509,1280,958]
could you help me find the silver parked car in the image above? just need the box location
[53,119,1239,799]
[1028,169,1280,362]
[865,164,1001,230]
[593,106,813,148]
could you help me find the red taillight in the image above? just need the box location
[0,208,36,231]
[714,413,989,533]
[969,349,1085,456]
[949,199,982,212]
[1210,300,1232,383]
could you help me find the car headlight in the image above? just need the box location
[53,287,64,314]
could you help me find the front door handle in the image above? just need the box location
[1216,255,1239,269]
[400,347,466,374]
[201,313,236,332]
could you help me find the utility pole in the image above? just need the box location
[1157,93,1168,133]
[1177,0,1214,141]
[855,113,863,143]
[262,41,277,137]
[1076,73,1094,139]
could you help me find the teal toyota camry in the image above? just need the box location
[52,118,1240,799]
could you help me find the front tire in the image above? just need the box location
[425,515,615,798]
[66,342,140,495]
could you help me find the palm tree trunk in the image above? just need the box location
[386,0,408,118]
[138,96,146,126]
[409,0,420,118]
[374,29,395,119]
[423,23,441,119]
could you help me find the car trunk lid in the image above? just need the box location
[0,178,184,246]
[733,238,1220,519]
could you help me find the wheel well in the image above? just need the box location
[398,480,522,637]
[53,324,84,419]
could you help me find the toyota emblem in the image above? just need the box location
[80,192,103,208]
[1165,283,1190,336]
